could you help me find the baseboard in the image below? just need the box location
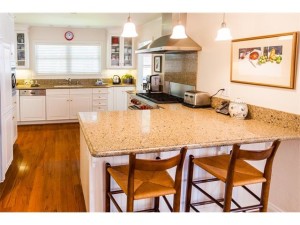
[268,202,284,212]
[17,119,78,125]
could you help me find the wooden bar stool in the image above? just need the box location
[105,147,187,212]
[185,140,281,212]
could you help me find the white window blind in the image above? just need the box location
[35,44,101,75]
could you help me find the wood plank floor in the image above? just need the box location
[0,123,86,212]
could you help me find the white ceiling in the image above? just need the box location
[14,13,162,29]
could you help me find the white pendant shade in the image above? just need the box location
[170,24,187,39]
[121,15,138,38]
[215,14,232,41]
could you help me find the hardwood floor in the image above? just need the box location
[0,123,86,212]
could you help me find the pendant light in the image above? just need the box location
[215,13,232,41]
[170,13,187,39]
[121,13,138,38]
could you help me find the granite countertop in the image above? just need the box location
[78,107,300,157]
[16,83,135,90]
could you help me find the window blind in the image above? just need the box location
[35,44,101,75]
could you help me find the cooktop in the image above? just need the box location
[136,92,183,104]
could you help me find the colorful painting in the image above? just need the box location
[231,32,297,89]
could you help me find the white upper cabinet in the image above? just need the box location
[107,31,134,69]
[15,25,29,68]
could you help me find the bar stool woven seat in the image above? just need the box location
[105,147,187,212]
[185,140,281,212]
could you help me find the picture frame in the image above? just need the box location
[231,32,298,89]
[154,56,162,73]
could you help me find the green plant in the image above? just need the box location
[122,74,133,79]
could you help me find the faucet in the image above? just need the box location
[66,78,72,85]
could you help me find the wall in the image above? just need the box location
[16,26,137,80]
[187,13,300,115]
[186,13,300,212]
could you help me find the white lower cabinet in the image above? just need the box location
[12,105,18,143]
[46,89,92,120]
[1,110,13,182]
[92,88,113,112]
[70,89,93,119]
[113,86,135,111]
[20,95,46,121]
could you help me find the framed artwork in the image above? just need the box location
[154,56,162,73]
[231,32,298,89]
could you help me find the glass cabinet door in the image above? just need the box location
[16,33,26,67]
[123,37,133,67]
[110,36,120,67]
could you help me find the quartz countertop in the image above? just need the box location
[78,107,300,157]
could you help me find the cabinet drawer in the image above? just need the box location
[93,99,108,106]
[93,93,108,100]
[92,88,109,94]
[93,106,108,111]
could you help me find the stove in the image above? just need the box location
[136,92,183,104]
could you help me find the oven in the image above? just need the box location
[11,63,16,95]
[127,93,160,110]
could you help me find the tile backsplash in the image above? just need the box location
[164,52,197,86]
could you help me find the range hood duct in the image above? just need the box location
[136,13,201,54]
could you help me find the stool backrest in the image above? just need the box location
[127,147,187,203]
[227,139,281,183]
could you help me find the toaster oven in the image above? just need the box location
[183,90,211,108]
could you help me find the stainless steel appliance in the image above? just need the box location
[183,90,211,108]
[136,92,183,104]
[11,69,16,94]
[136,14,201,54]
[146,74,160,92]
[112,75,121,84]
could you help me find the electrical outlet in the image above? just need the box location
[221,87,230,97]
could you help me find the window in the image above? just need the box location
[35,43,101,75]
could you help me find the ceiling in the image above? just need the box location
[14,13,162,29]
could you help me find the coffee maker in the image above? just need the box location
[146,74,160,92]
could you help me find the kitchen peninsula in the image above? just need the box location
[78,106,300,212]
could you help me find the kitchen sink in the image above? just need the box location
[53,85,84,88]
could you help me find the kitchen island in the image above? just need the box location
[78,107,300,212]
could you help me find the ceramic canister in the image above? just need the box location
[229,98,248,119]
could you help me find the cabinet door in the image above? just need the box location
[108,35,121,68]
[0,43,13,114]
[1,110,13,182]
[113,87,128,111]
[15,28,29,68]
[20,96,46,121]
[69,94,92,119]
[122,37,133,68]
[12,105,18,143]
[46,95,69,120]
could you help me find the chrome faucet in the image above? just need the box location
[66,78,72,85]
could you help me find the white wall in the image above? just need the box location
[187,13,300,212]
[187,13,300,115]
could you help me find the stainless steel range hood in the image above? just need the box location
[136,13,201,54]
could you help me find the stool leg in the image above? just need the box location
[105,163,111,212]
[154,197,160,212]
[185,155,195,212]
[260,181,271,212]
[223,182,233,212]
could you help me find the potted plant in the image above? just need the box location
[121,74,134,84]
